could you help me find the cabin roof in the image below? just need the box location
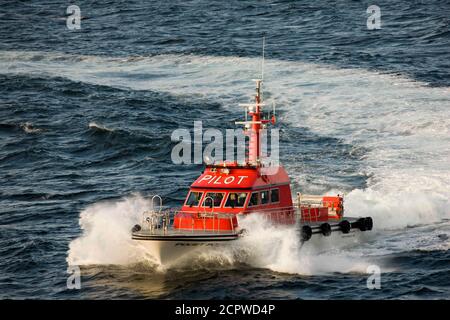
[190,165,290,189]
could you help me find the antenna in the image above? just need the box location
[261,35,265,80]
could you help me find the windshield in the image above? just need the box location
[224,192,248,208]
[185,191,203,207]
[202,192,224,208]
[248,192,259,206]
[261,190,269,204]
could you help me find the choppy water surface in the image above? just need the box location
[0,0,449,299]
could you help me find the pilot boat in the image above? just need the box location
[131,78,373,265]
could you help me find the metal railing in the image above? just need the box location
[139,194,344,233]
[294,193,344,223]
[141,195,169,233]
[140,195,237,234]
[298,206,323,223]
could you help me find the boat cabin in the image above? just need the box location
[181,163,293,213]
[172,162,296,231]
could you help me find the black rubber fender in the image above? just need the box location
[320,223,332,236]
[356,218,367,231]
[301,225,312,241]
[364,217,373,231]
[339,220,351,234]
[131,224,141,233]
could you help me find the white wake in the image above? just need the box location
[4,50,448,272]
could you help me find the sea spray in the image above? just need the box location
[236,214,375,275]
[50,49,450,274]
[345,188,450,230]
[67,194,157,266]
[67,198,375,275]
[2,50,449,231]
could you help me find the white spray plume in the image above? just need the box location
[67,194,156,266]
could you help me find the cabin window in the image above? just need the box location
[248,192,259,207]
[260,190,269,205]
[185,191,203,207]
[224,192,248,208]
[202,192,224,208]
[271,189,280,203]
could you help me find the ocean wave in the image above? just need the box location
[0,121,43,134]
[20,122,43,134]
[88,122,114,133]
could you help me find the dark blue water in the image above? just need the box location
[0,0,449,299]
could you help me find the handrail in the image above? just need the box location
[241,205,296,215]
[203,196,215,232]
[151,195,162,213]
[139,206,302,233]
[203,196,215,213]
[150,205,297,218]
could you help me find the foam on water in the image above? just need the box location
[88,122,114,133]
[235,214,377,275]
[3,49,447,229]
[65,193,448,274]
[7,50,448,272]
[66,194,157,266]
[65,195,372,274]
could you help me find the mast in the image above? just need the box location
[248,79,263,164]
[235,37,276,166]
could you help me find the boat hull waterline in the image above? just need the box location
[132,231,240,265]
[131,217,372,265]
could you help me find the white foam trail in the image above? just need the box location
[66,195,447,274]
[2,50,449,231]
[11,49,446,271]
[67,194,157,266]
[234,214,448,274]
[67,200,377,275]
[168,214,378,275]
[269,64,449,230]
[235,214,377,275]
[373,220,450,253]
